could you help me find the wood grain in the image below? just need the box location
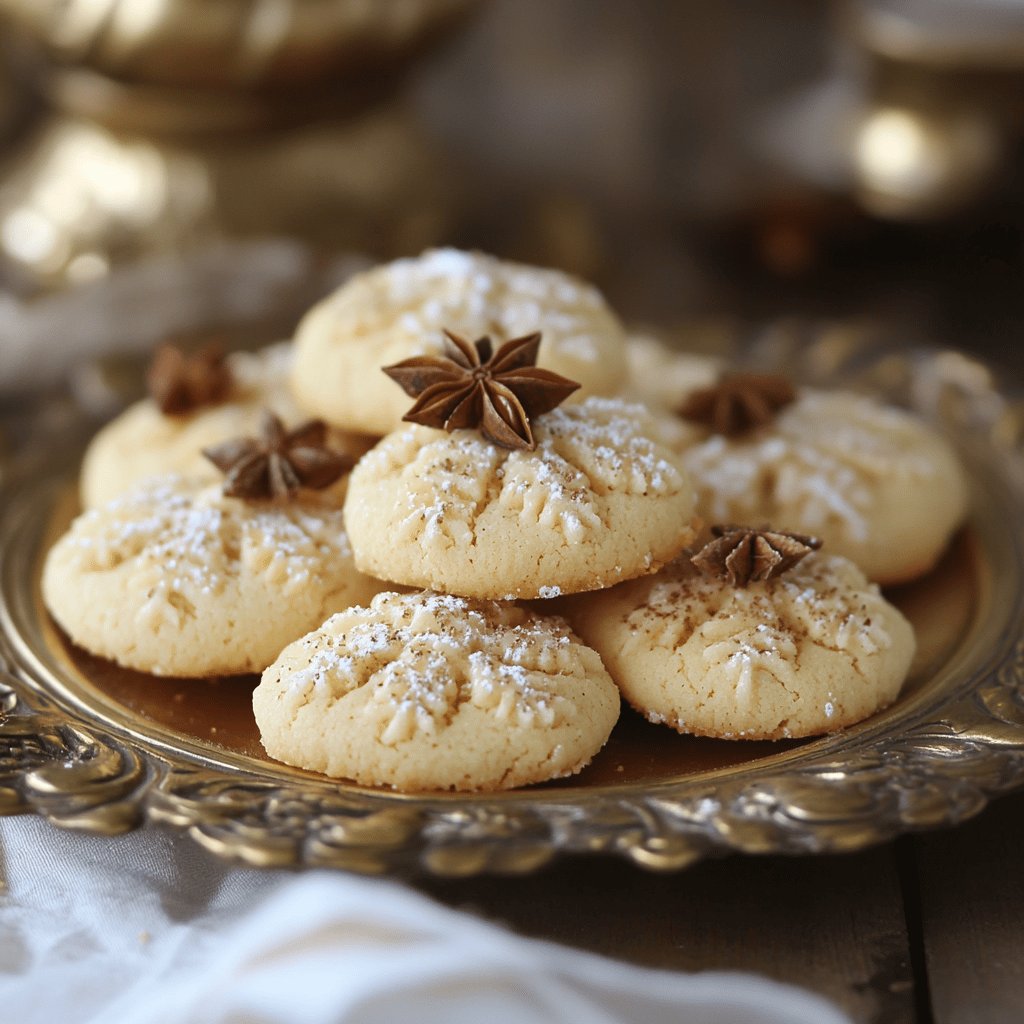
[914,790,1024,1024]
[422,846,916,1023]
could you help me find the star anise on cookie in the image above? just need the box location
[147,342,232,415]
[202,410,352,500]
[678,372,796,437]
[691,525,822,586]
[382,330,581,450]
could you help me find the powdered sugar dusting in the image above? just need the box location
[702,618,799,707]
[274,592,595,744]
[468,653,558,726]
[356,396,688,554]
[226,342,294,403]
[538,397,686,497]
[62,476,354,630]
[625,550,898,687]
[683,389,947,544]
[781,555,894,665]
[379,248,608,364]
[325,247,626,379]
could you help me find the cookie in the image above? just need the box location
[290,248,628,435]
[42,476,387,677]
[616,334,721,454]
[566,546,915,740]
[623,333,721,411]
[343,396,698,599]
[254,591,620,791]
[680,387,969,584]
[80,344,370,508]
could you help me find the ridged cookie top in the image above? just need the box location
[351,396,691,551]
[619,552,902,711]
[271,592,607,746]
[291,249,628,435]
[683,389,965,544]
[567,544,916,740]
[44,474,387,676]
[56,476,351,612]
[381,250,615,363]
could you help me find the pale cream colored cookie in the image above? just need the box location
[291,248,628,435]
[80,344,370,509]
[618,334,719,453]
[680,389,969,584]
[566,549,915,740]
[623,333,721,411]
[43,476,387,677]
[343,396,698,600]
[254,591,620,791]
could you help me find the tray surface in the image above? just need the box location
[2,330,1023,876]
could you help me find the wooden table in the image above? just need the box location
[421,787,1024,1024]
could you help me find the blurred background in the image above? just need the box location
[2,0,1023,409]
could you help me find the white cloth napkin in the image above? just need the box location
[0,815,852,1024]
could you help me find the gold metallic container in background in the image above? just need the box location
[845,0,1024,220]
[0,0,475,92]
[0,0,478,288]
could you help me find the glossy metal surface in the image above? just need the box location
[2,333,1023,876]
[0,0,477,91]
[0,0,476,287]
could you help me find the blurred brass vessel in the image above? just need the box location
[846,1,1024,219]
[0,0,477,287]
[0,0,474,92]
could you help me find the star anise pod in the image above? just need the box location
[202,410,352,500]
[678,372,796,437]
[147,342,232,415]
[382,330,580,450]
[691,525,822,586]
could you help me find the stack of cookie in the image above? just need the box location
[43,248,969,790]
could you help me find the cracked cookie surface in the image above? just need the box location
[254,591,620,791]
[43,475,387,676]
[564,550,915,739]
[291,248,628,435]
[81,344,369,509]
[680,389,969,584]
[343,396,698,599]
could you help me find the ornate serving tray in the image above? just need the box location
[2,329,1023,877]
